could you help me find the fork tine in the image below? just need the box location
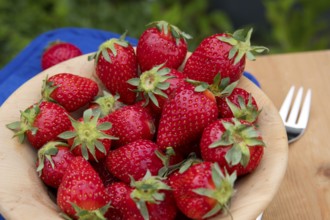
[279,86,295,122]
[287,87,303,124]
[297,89,312,128]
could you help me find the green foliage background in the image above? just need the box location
[0,0,329,68]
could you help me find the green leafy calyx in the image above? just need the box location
[41,75,57,102]
[69,202,110,220]
[130,170,171,220]
[193,163,236,219]
[156,147,176,177]
[36,141,68,176]
[209,118,265,167]
[187,73,238,97]
[6,103,41,143]
[93,91,123,118]
[127,63,173,107]
[226,94,261,123]
[218,28,269,65]
[149,20,192,45]
[157,150,202,177]
[58,109,118,161]
[88,31,129,64]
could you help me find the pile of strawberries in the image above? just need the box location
[7,21,269,220]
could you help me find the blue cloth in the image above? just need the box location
[244,71,261,88]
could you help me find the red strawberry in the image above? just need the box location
[6,101,71,149]
[89,33,138,104]
[217,87,260,123]
[41,41,82,70]
[57,156,109,219]
[168,161,236,219]
[41,73,99,112]
[106,139,176,184]
[103,103,155,148]
[105,204,124,220]
[106,171,177,220]
[90,159,119,187]
[183,28,268,84]
[200,118,265,176]
[105,182,130,220]
[128,64,187,117]
[58,109,117,161]
[156,83,218,155]
[136,20,191,72]
[36,141,75,188]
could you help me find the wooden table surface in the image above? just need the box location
[245,50,330,220]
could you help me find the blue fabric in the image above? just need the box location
[0,28,260,220]
[0,27,138,106]
[243,71,261,88]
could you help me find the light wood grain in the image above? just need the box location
[245,50,330,220]
[0,54,288,220]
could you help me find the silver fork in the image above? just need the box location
[279,86,312,143]
[256,86,312,220]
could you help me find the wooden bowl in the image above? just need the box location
[0,54,288,220]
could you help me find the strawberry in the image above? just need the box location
[6,101,71,149]
[41,73,99,112]
[136,20,191,72]
[58,109,117,161]
[200,118,265,176]
[183,28,268,84]
[102,103,155,148]
[41,41,82,70]
[36,141,75,188]
[90,158,119,187]
[106,171,177,220]
[89,33,138,104]
[168,161,236,219]
[105,182,130,220]
[217,87,260,123]
[105,204,124,220]
[106,139,175,184]
[156,83,218,155]
[128,64,187,116]
[57,156,109,219]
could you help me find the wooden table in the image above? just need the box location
[246,50,330,220]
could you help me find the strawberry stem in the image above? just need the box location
[208,119,265,167]
[58,109,118,161]
[89,32,129,64]
[218,28,269,65]
[36,141,67,175]
[127,63,173,107]
[193,163,236,219]
[149,20,192,44]
[130,170,171,220]
[93,91,122,118]
[71,202,110,220]
[186,73,238,97]
[226,94,261,123]
[41,75,57,103]
[6,103,41,143]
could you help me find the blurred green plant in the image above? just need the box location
[263,0,330,52]
[0,0,329,68]
[0,0,233,68]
